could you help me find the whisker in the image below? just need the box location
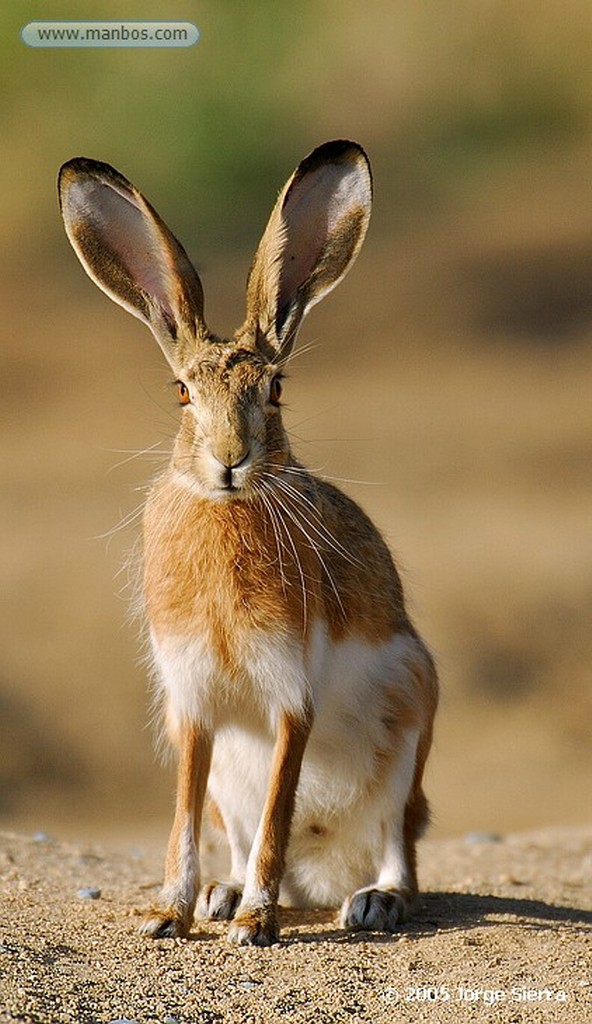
[281,338,320,366]
[253,483,288,596]
[262,460,326,480]
[279,464,382,487]
[319,473,383,487]
[93,500,146,544]
[263,454,382,489]
[264,481,346,620]
[104,442,173,473]
[259,483,309,635]
[271,475,362,569]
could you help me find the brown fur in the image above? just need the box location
[143,469,410,659]
[58,141,438,945]
[141,722,212,937]
[143,480,320,658]
[251,709,313,897]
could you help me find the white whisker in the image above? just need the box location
[104,442,173,473]
[94,501,146,544]
[253,484,288,595]
[280,464,382,487]
[257,482,310,635]
[271,474,362,569]
[263,479,346,620]
[281,338,320,366]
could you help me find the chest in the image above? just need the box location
[151,626,310,734]
[142,479,317,643]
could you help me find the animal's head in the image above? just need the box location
[58,141,372,501]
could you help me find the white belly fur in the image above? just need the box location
[151,621,426,907]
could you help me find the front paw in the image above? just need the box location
[197,880,243,920]
[340,886,415,932]
[138,906,191,939]
[228,905,280,947]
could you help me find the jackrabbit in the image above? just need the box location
[58,140,438,946]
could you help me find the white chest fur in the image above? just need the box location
[152,620,425,761]
[151,627,310,734]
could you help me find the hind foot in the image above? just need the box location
[197,881,243,921]
[340,886,417,932]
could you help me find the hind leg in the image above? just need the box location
[197,801,249,921]
[340,726,425,931]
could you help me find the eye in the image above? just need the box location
[176,381,191,406]
[269,375,283,406]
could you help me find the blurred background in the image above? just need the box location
[1,0,590,849]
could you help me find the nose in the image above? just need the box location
[213,448,251,490]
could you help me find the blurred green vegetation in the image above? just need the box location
[2,0,592,263]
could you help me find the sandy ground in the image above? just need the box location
[1,826,590,1024]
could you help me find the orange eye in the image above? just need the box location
[269,375,283,405]
[177,381,191,406]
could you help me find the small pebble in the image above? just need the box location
[464,831,502,844]
[32,831,52,844]
[77,887,102,900]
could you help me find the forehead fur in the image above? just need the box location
[185,342,273,393]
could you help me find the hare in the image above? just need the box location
[58,140,438,946]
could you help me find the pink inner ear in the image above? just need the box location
[278,170,331,312]
[276,156,368,327]
[67,176,175,318]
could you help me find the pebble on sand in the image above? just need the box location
[77,886,102,900]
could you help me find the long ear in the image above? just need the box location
[244,140,372,361]
[58,157,207,368]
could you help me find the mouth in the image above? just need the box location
[208,448,260,501]
[173,452,258,503]
[209,478,252,503]
[215,483,240,498]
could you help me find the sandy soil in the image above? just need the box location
[1,826,590,1024]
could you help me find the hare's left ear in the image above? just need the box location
[244,140,372,361]
[58,158,207,369]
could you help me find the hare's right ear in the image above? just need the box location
[245,140,372,361]
[58,158,207,368]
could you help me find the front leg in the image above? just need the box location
[140,720,213,938]
[229,707,312,947]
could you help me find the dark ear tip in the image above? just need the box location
[298,139,371,176]
[316,138,368,160]
[59,156,101,180]
[58,158,81,191]
[57,160,83,208]
[58,157,133,199]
